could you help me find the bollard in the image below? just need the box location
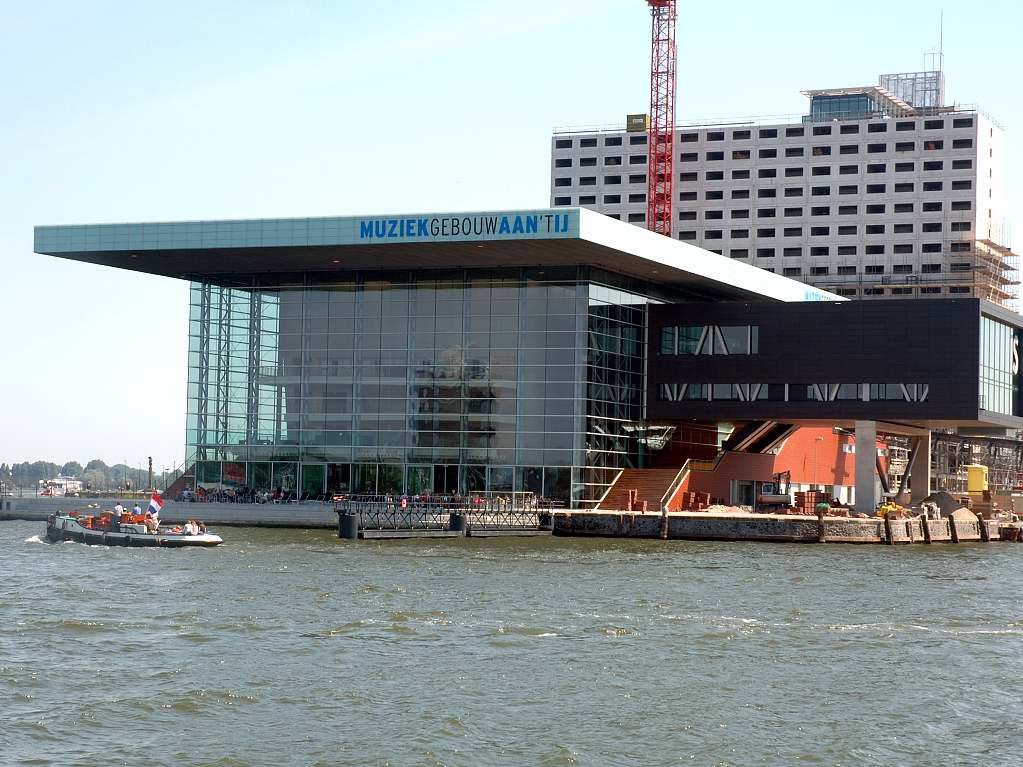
[449,511,466,534]
[339,511,359,540]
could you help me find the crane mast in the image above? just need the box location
[645,0,677,237]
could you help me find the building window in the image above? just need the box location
[680,191,698,201]
[924,119,944,130]
[894,203,913,213]
[922,201,942,212]
[730,248,749,258]
[732,169,751,179]
[604,175,622,184]
[867,143,886,153]
[757,189,777,198]
[757,228,776,237]
[704,229,722,239]
[839,185,857,195]
[837,289,858,297]
[605,156,622,166]
[785,147,805,157]
[630,134,647,145]
[866,204,885,214]
[605,136,622,146]
[893,223,914,233]
[555,139,572,149]
[784,188,803,198]
[706,151,724,161]
[706,190,724,200]
[865,224,885,234]
[679,132,699,142]
[758,209,777,218]
[951,221,971,232]
[923,181,943,191]
[840,124,860,134]
[680,152,699,162]
[893,162,913,172]
[811,206,830,216]
[865,265,884,274]
[759,128,778,139]
[757,248,775,258]
[629,173,647,184]
[952,159,973,169]
[951,180,972,190]
[838,246,857,256]
[731,209,750,219]
[784,249,802,259]
[894,182,914,192]
[893,243,913,254]
[950,242,971,253]
[783,227,802,237]
[866,245,884,255]
[866,184,886,193]
[924,140,944,150]
[812,125,832,135]
[866,163,886,173]
[840,145,858,154]
[810,246,829,256]
[627,213,645,223]
[892,264,913,274]
[580,176,596,186]
[628,193,646,203]
[783,207,802,217]
[895,142,914,152]
[758,167,778,180]
[579,195,596,205]
[838,265,857,275]
[838,225,857,235]
[678,210,696,220]
[554,196,571,206]
[629,155,646,165]
[733,149,751,160]
[554,158,572,168]
[921,263,941,273]
[680,172,698,183]
[920,287,942,294]
[783,267,801,276]
[838,205,857,215]
[759,148,778,159]
[553,178,571,187]
[810,226,830,236]
[923,161,944,171]
[580,157,597,167]
[811,186,830,196]
[580,137,597,147]
[891,288,913,295]
[707,131,725,141]
[868,123,888,133]
[922,243,942,253]
[732,189,751,199]
[810,266,829,276]
[785,167,804,177]
[786,127,805,137]
[679,231,697,240]
[811,166,831,176]
[733,129,751,140]
[705,209,723,220]
[730,229,750,238]
[950,287,971,294]
[952,117,974,128]
[896,121,916,131]
[603,194,621,203]
[812,146,832,156]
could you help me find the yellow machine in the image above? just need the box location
[966,464,989,493]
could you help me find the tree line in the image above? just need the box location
[0,460,153,491]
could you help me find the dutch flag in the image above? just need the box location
[149,492,165,516]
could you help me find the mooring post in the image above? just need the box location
[817,508,827,543]
[883,512,895,545]
[339,511,359,540]
[921,515,933,544]
[448,510,466,535]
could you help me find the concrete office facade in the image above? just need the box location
[550,73,1014,304]
[35,208,836,507]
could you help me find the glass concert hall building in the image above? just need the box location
[34,208,833,506]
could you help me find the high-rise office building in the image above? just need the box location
[550,71,1016,306]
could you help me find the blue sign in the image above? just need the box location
[357,213,574,242]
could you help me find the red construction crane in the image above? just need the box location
[645,0,677,237]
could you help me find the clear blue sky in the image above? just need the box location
[2,0,1020,471]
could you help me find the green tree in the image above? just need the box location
[61,461,84,478]
[81,469,107,492]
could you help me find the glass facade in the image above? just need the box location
[979,316,1018,416]
[185,266,688,506]
[808,94,882,121]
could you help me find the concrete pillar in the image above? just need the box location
[909,431,932,504]
[854,420,879,515]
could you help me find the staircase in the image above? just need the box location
[596,468,687,512]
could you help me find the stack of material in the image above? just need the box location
[793,491,829,516]
[677,491,712,511]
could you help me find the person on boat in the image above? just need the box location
[111,503,122,531]
[144,510,159,534]
[133,503,142,516]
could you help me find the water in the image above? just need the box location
[3,521,1022,766]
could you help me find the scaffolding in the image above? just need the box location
[932,432,1023,494]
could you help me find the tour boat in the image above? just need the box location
[45,512,223,548]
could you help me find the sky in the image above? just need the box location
[2,0,1020,472]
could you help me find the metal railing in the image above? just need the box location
[333,493,561,532]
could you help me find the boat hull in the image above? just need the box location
[45,515,223,548]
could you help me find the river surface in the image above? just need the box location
[2,521,1022,766]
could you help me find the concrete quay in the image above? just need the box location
[552,509,1021,545]
[0,497,337,529]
